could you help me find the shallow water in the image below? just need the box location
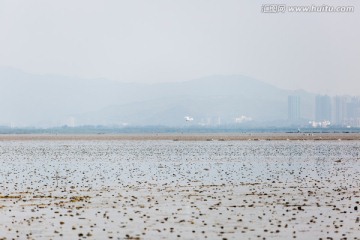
[0,140,359,239]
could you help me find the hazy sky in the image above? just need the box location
[1,0,359,95]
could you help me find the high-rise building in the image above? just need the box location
[288,95,300,122]
[333,96,348,125]
[345,97,360,127]
[315,95,331,122]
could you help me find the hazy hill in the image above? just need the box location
[0,67,315,127]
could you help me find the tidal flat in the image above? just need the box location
[0,136,359,239]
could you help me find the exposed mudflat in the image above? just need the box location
[0,137,359,239]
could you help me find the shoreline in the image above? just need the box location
[0,132,359,141]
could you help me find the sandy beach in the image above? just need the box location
[0,135,359,239]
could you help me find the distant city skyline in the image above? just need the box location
[2,67,360,128]
[289,94,360,128]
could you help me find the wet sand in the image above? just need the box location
[0,136,359,239]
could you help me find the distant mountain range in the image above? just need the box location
[0,67,315,127]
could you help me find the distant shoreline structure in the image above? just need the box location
[0,132,359,141]
[1,125,360,135]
